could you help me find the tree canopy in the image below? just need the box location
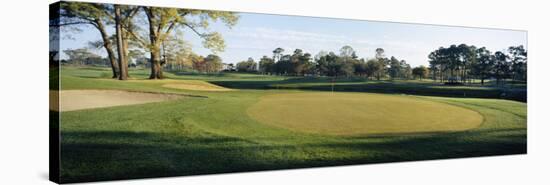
[429,44,527,85]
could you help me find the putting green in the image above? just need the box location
[247,92,483,135]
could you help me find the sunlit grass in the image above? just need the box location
[57,66,526,183]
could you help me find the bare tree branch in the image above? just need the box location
[124,7,140,22]
[182,22,206,38]
[124,27,149,48]
[51,21,93,27]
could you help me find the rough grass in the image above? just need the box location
[247,92,483,135]
[56,66,527,183]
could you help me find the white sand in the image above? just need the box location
[50,90,181,112]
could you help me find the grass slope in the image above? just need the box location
[56,67,527,183]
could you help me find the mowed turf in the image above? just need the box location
[55,67,526,183]
[247,92,483,135]
[162,81,234,91]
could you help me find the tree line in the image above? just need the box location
[428,44,527,85]
[234,43,526,85]
[237,46,418,80]
[62,45,225,74]
[52,2,239,80]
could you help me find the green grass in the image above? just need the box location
[213,79,526,102]
[247,92,483,135]
[60,66,526,101]
[56,66,527,183]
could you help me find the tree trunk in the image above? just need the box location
[115,5,128,80]
[95,19,118,78]
[439,68,443,83]
[149,49,163,79]
[145,8,164,79]
[463,68,466,83]
[121,29,130,78]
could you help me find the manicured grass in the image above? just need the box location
[247,92,483,135]
[60,66,526,102]
[213,79,527,102]
[160,80,234,91]
[56,66,527,183]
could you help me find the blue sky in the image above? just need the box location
[60,11,527,67]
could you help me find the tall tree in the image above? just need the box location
[472,47,493,85]
[429,44,478,84]
[289,49,313,75]
[259,56,275,74]
[339,45,357,59]
[161,34,193,71]
[446,45,462,83]
[114,5,128,80]
[374,48,388,80]
[236,58,257,72]
[366,59,384,80]
[315,52,340,77]
[204,54,223,73]
[191,54,206,72]
[375,48,385,59]
[128,7,239,79]
[412,65,429,80]
[116,5,140,80]
[428,48,444,82]
[353,59,368,77]
[273,47,285,62]
[457,44,476,83]
[59,2,119,78]
[388,56,401,79]
[493,51,510,86]
[508,45,527,81]
[314,51,328,61]
[400,60,412,79]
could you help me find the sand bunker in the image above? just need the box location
[51,90,182,112]
[162,82,233,91]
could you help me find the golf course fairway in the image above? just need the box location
[54,67,526,183]
[247,92,483,135]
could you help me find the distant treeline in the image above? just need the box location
[428,44,527,85]
[238,46,417,80]
[235,44,527,85]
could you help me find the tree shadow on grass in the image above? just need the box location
[59,127,526,183]
[211,79,526,102]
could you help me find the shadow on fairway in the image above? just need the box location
[211,79,526,102]
[59,127,526,183]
